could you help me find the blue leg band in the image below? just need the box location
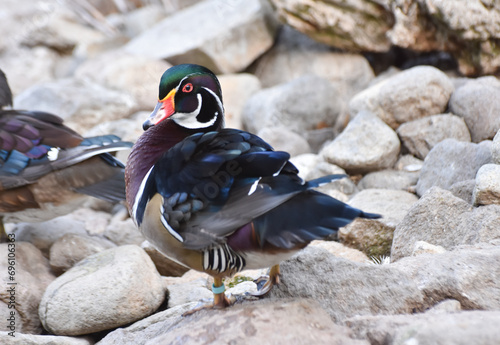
[212,283,225,294]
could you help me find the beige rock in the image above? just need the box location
[257,126,311,157]
[269,0,393,52]
[340,189,418,257]
[396,113,471,159]
[0,242,56,334]
[149,299,369,345]
[321,112,400,174]
[449,76,500,142]
[411,241,447,257]
[124,0,279,74]
[218,73,261,130]
[473,164,500,206]
[14,78,138,133]
[49,233,115,274]
[75,52,172,110]
[349,66,454,129]
[39,245,166,335]
[0,332,93,345]
[310,240,370,263]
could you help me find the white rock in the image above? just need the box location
[49,233,115,274]
[75,52,172,110]
[449,76,500,142]
[39,245,166,336]
[473,164,500,206]
[0,332,92,345]
[349,66,454,129]
[411,241,447,257]
[252,26,374,93]
[321,112,400,174]
[124,0,279,73]
[0,242,55,335]
[218,73,261,130]
[14,78,138,133]
[257,126,311,157]
[396,113,471,159]
[243,75,344,134]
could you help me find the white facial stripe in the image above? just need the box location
[202,86,224,114]
[132,165,154,224]
[172,93,218,129]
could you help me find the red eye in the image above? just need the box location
[182,83,193,93]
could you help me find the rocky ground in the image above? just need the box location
[0,0,500,344]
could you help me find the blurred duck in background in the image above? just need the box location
[0,69,132,242]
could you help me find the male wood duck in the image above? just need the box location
[125,64,380,309]
[0,69,132,241]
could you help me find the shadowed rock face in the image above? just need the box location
[270,0,500,76]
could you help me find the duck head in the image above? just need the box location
[143,64,224,132]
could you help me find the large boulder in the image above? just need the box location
[39,245,166,335]
[124,0,279,74]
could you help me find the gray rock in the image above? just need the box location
[449,76,500,142]
[218,73,261,130]
[473,164,500,206]
[340,189,418,257]
[20,13,106,54]
[107,4,168,38]
[12,216,88,257]
[271,0,500,75]
[289,153,323,180]
[0,47,58,95]
[415,139,492,196]
[0,332,92,345]
[39,245,166,336]
[321,112,400,174]
[392,187,500,261]
[349,66,454,129]
[96,303,198,345]
[124,0,279,74]
[358,169,419,191]
[251,25,374,93]
[449,179,476,204]
[243,75,344,134]
[149,299,368,345]
[0,242,55,334]
[411,241,447,257]
[49,233,116,275]
[164,276,213,309]
[99,299,367,345]
[492,130,500,164]
[393,244,500,310]
[396,113,471,159]
[141,241,189,277]
[269,246,425,322]
[104,213,145,246]
[75,52,172,110]
[309,240,370,263]
[269,0,393,52]
[347,310,500,345]
[257,126,311,157]
[14,78,138,133]
[394,154,424,173]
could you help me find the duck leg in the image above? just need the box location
[182,276,233,316]
[212,277,232,308]
[250,264,280,297]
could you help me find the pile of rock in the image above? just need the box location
[0,0,499,344]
